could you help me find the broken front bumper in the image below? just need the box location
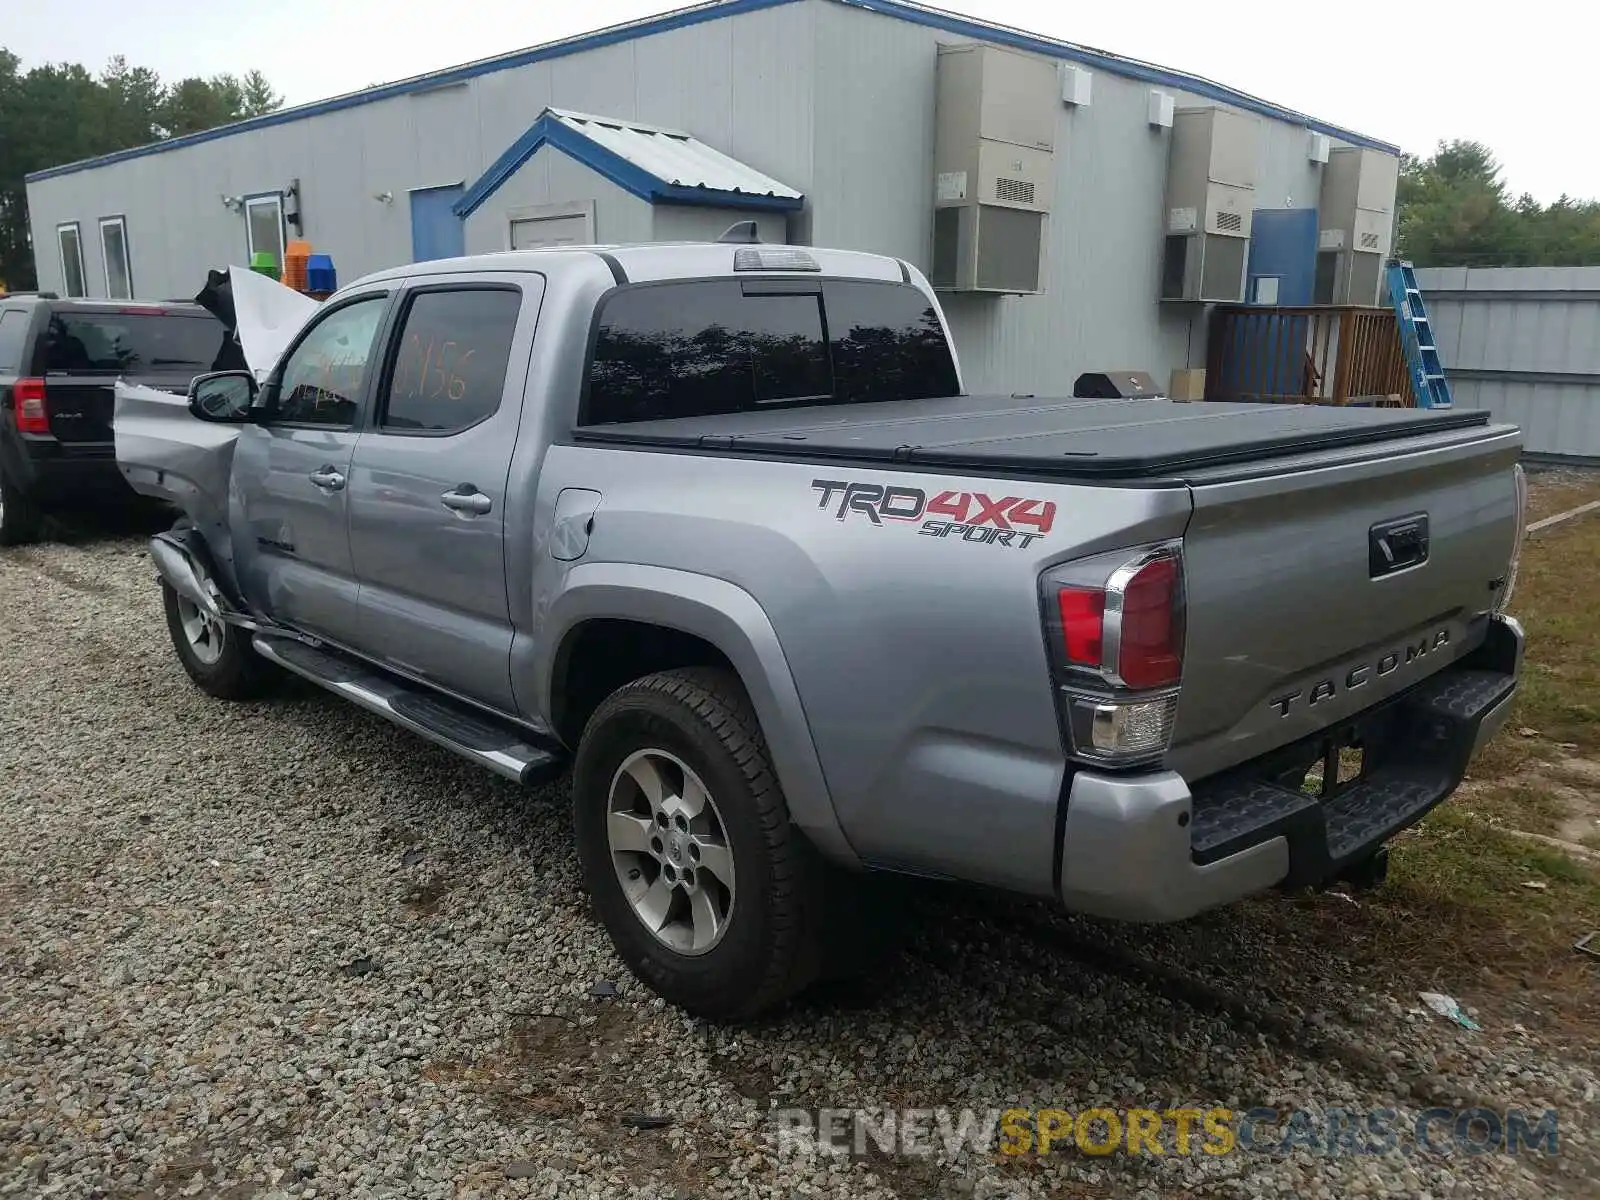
[1058,614,1524,923]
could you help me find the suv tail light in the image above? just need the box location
[13,378,49,433]
[1042,542,1185,766]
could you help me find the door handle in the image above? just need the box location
[441,486,493,516]
[309,466,346,491]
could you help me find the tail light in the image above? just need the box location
[1494,464,1527,615]
[12,378,49,434]
[1042,543,1185,767]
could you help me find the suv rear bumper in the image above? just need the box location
[1058,614,1523,923]
[1,437,129,507]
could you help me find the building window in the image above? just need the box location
[244,194,286,274]
[57,223,87,298]
[99,216,133,299]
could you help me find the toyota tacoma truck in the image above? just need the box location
[115,240,1527,1019]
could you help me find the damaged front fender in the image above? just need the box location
[114,381,242,596]
[149,528,224,618]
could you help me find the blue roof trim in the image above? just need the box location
[838,0,1399,154]
[25,0,1396,184]
[454,114,804,217]
[24,0,797,184]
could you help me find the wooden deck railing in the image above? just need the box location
[1205,305,1416,406]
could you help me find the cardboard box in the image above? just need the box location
[1169,368,1207,402]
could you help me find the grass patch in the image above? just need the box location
[1255,482,1600,1019]
[1522,469,1600,523]
[1474,476,1600,775]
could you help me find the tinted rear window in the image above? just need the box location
[0,310,30,373]
[42,311,227,374]
[582,279,957,425]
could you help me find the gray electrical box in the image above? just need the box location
[1159,107,1258,303]
[1316,147,1399,305]
[930,43,1057,295]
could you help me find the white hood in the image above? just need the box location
[227,266,319,378]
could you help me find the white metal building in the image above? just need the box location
[24,0,1402,395]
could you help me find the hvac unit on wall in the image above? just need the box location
[1159,107,1260,303]
[930,43,1058,295]
[1316,147,1399,305]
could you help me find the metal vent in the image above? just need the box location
[1359,231,1381,250]
[995,177,1035,206]
[1216,210,1243,233]
[976,207,1044,292]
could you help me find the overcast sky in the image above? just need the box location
[7,0,1586,202]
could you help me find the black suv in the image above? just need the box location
[0,296,231,544]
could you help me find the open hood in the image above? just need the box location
[196,265,318,379]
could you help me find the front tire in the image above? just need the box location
[161,582,272,700]
[572,668,823,1020]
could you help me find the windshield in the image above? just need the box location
[43,311,229,374]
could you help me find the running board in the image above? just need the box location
[251,635,566,786]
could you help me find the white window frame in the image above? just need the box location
[243,193,287,269]
[98,215,134,300]
[56,222,87,298]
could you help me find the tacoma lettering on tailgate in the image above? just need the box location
[811,479,1055,550]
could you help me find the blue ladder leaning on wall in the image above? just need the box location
[1385,260,1454,409]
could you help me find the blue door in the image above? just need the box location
[1246,208,1318,306]
[410,185,465,262]
[1223,207,1319,399]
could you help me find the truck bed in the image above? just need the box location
[572,394,1491,480]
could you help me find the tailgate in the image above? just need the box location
[44,374,194,444]
[1168,424,1523,782]
[37,307,225,444]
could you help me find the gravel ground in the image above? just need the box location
[2,533,1597,1199]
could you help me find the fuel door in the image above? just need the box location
[550,488,602,561]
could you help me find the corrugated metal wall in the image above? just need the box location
[1415,266,1600,461]
[804,1,1332,395]
[26,0,1386,397]
[26,2,818,299]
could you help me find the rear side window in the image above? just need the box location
[822,281,960,406]
[379,288,521,434]
[0,310,30,373]
[582,279,957,425]
[42,311,228,374]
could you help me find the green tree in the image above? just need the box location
[241,70,283,117]
[0,52,284,289]
[1397,140,1600,267]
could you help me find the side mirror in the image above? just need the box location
[188,371,258,422]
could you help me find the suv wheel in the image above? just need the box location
[572,668,823,1019]
[0,471,44,546]
[161,579,273,700]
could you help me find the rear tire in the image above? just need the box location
[161,582,272,700]
[0,472,44,546]
[572,667,826,1020]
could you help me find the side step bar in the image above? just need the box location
[252,635,566,786]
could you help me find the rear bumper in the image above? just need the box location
[1059,614,1523,922]
[1,436,131,507]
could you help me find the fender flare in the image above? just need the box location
[536,562,859,867]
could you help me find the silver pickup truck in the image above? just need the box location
[116,241,1527,1019]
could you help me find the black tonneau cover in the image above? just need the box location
[571,394,1491,479]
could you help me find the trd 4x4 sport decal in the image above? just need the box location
[811,479,1055,550]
